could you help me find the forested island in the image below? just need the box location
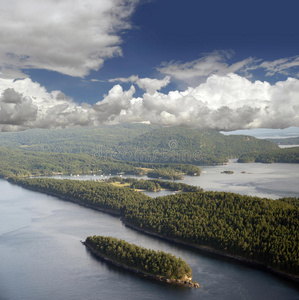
[123,192,299,280]
[84,236,199,287]
[9,177,299,283]
[221,170,234,174]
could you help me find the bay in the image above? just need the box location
[52,160,299,199]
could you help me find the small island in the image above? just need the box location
[84,236,199,288]
[221,170,234,174]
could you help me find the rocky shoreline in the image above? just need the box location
[83,241,200,288]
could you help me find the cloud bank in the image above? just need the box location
[0,0,139,78]
[1,74,299,131]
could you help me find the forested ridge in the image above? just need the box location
[238,147,299,163]
[84,236,195,284]
[10,177,299,279]
[0,147,201,179]
[116,127,278,164]
[0,124,278,165]
[0,147,140,178]
[267,137,299,146]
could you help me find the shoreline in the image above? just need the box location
[7,179,122,217]
[83,241,199,288]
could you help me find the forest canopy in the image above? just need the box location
[0,124,278,165]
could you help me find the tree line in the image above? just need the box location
[0,147,201,179]
[10,177,150,215]
[238,147,299,163]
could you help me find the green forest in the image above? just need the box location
[238,147,299,163]
[10,177,299,279]
[84,236,193,282]
[10,177,150,215]
[0,147,201,179]
[0,123,279,165]
[266,137,299,146]
[1,123,297,166]
[124,192,299,276]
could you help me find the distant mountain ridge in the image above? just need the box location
[0,124,278,164]
[266,137,299,145]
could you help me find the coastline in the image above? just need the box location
[7,179,122,217]
[83,241,200,288]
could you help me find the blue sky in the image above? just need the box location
[28,0,299,103]
[0,0,299,133]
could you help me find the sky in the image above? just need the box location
[0,0,299,133]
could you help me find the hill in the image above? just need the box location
[238,147,299,163]
[0,147,201,179]
[0,123,155,154]
[0,124,278,165]
[115,126,278,164]
[266,137,299,146]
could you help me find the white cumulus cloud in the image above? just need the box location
[1,74,299,131]
[109,75,171,94]
[0,0,139,78]
[0,78,93,131]
[94,74,299,130]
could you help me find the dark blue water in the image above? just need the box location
[0,179,298,300]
